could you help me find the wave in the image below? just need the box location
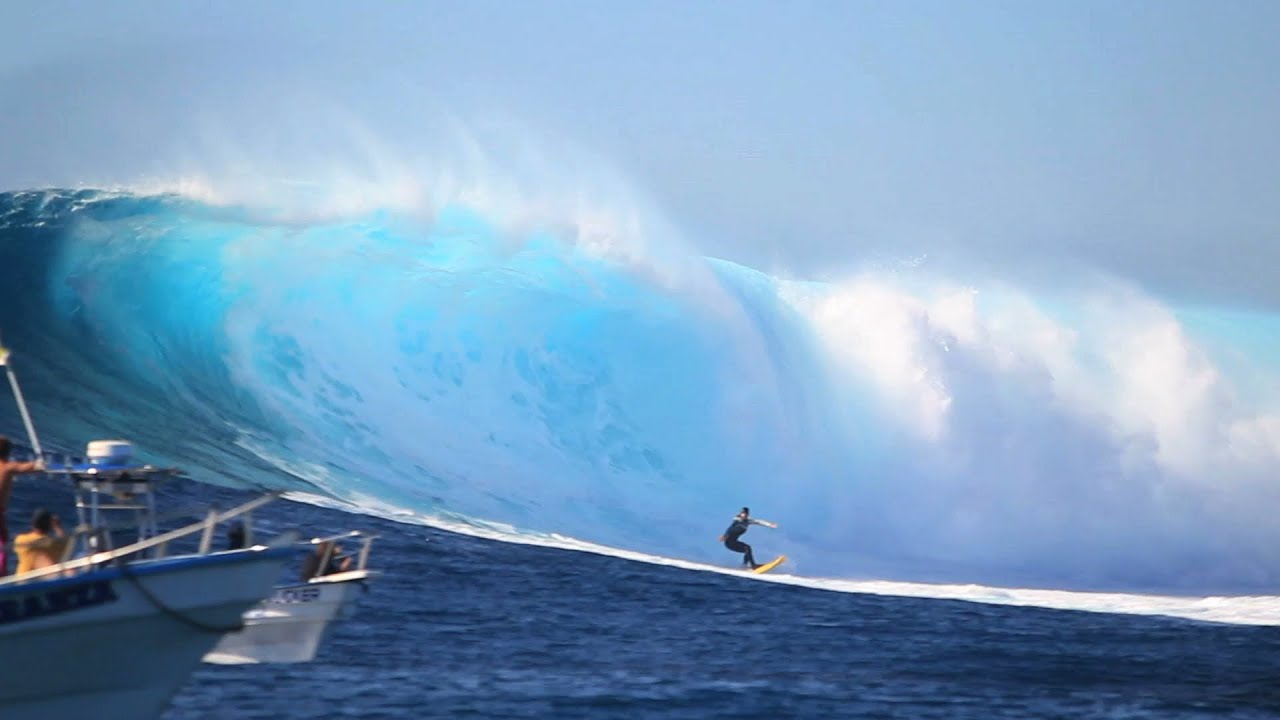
[2,187,1279,597]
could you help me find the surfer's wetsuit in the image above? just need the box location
[722,516,758,568]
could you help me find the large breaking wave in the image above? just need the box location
[2,187,1279,595]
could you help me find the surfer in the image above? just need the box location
[0,436,44,575]
[719,506,777,569]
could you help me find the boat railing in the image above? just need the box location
[304,530,378,576]
[0,493,288,588]
[4,440,376,584]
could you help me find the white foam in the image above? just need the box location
[787,273,1280,478]
[281,490,1280,627]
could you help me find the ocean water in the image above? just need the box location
[3,187,1280,717]
[10,477,1280,720]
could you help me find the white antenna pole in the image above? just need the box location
[0,339,43,458]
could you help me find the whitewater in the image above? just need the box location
[2,186,1280,625]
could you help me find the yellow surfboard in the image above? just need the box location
[753,555,786,574]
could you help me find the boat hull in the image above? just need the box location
[205,569,375,664]
[0,547,295,720]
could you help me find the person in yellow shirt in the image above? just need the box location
[14,508,70,575]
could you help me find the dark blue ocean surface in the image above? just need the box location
[15,478,1274,720]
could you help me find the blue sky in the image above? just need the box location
[1,1,1277,307]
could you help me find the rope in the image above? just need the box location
[112,553,247,635]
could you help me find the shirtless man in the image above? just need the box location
[0,435,44,575]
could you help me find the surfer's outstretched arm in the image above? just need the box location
[750,518,778,529]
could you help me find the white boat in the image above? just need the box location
[0,460,298,720]
[206,531,381,664]
[0,343,300,717]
